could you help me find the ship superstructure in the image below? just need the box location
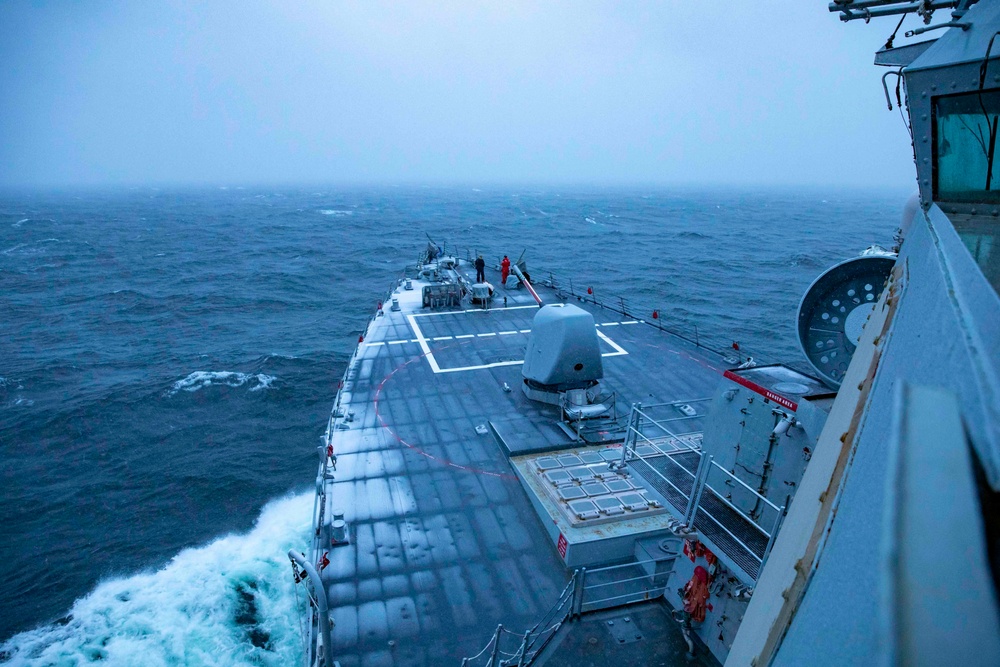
[728,2,1000,665]
[293,2,1000,665]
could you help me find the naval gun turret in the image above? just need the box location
[522,304,618,437]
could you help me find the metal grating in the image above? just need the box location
[629,450,768,581]
[627,450,699,516]
[694,490,767,580]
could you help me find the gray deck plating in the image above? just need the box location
[320,262,728,665]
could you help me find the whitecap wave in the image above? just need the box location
[0,493,312,666]
[5,397,34,408]
[1,239,62,255]
[12,218,29,228]
[168,372,277,396]
[317,209,353,217]
[0,376,24,390]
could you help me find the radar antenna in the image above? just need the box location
[829,0,978,25]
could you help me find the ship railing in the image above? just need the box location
[621,401,788,579]
[572,555,679,615]
[460,571,579,666]
[627,401,710,449]
[550,274,784,369]
[617,401,708,512]
[462,552,681,666]
[694,460,787,573]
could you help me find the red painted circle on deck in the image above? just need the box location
[372,344,517,480]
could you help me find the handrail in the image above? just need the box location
[461,571,579,666]
[695,500,766,565]
[581,590,659,608]
[583,572,672,589]
[628,425,702,455]
[633,408,687,439]
[554,276,792,369]
[580,555,681,575]
[288,550,334,667]
[620,400,790,575]
[577,553,681,612]
[639,397,714,409]
[462,552,686,664]
[629,455,693,508]
[709,461,782,514]
[628,426,697,458]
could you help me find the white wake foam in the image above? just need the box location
[317,209,353,216]
[0,493,313,666]
[168,372,277,396]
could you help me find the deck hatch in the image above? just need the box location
[605,479,633,493]
[535,456,561,470]
[618,493,650,511]
[558,454,583,467]
[569,500,600,519]
[558,487,587,501]
[545,470,573,485]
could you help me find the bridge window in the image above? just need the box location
[934,89,1000,204]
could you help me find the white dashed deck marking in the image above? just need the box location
[405,308,630,374]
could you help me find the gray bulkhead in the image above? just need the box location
[729,3,1000,665]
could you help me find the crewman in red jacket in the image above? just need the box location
[500,255,511,286]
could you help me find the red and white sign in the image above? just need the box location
[723,370,798,412]
[556,533,568,559]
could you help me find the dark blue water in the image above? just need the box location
[0,185,905,664]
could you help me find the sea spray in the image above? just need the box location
[168,372,278,396]
[0,493,312,667]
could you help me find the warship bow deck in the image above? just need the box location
[306,258,734,666]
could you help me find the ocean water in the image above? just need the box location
[0,185,906,664]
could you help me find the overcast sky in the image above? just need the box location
[0,2,922,188]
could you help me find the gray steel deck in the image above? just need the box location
[317,260,728,665]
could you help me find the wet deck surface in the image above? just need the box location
[320,261,728,665]
[537,602,720,667]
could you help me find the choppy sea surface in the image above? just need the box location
[0,185,906,664]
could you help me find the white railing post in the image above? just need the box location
[761,495,790,570]
[619,403,640,467]
[684,453,708,525]
[488,624,503,667]
[516,630,531,667]
[686,454,712,527]
[573,568,588,617]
